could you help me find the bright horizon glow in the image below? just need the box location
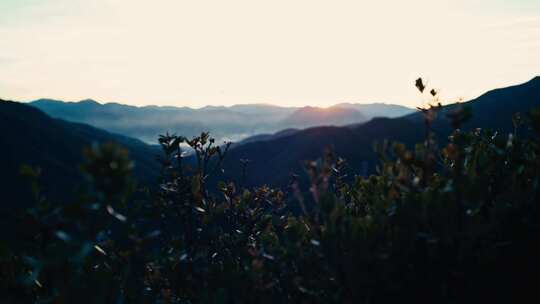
[1,0,539,108]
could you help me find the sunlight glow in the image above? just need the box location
[1,0,539,108]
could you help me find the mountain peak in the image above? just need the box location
[529,76,540,83]
[282,105,366,128]
[31,98,64,104]
[78,99,100,105]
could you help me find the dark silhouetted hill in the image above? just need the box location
[0,99,161,208]
[215,77,540,187]
[233,128,300,147]
[218,118,424,187]
[407,76,540,133]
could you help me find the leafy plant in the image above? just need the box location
[1,84,539,303]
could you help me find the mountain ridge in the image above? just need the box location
[30,99,414,144]
[213,76,540,187]
[0,99,161,208]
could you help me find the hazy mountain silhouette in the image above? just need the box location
[0,99,161,208]
[334,102,414,118]
[232,128,300,147]
[234,103,414,145]
[229,104,296,116]
[214,77,540,187]
[30,100,294,143]
[30,100,413,144]
[280,106,367,128]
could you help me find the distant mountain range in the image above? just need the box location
[281,106,367,128]
[213,77,540,187]
[334,102,415,118]
[0,99,161,208]
[3,77,538,207]
[29,100,413,144]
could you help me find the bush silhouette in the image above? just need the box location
[1,83,540,303]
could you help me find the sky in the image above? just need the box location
[1,0,539,108]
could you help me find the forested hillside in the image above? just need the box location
[1,78,539,303]
[215,77,540,187]
[1,100,539,303]
[0,99,160,208]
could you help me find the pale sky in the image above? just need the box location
[1,0,539,108]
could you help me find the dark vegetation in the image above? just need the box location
[0,79,539,303]
[0,100,161,208]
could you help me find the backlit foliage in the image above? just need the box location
[1,83,539,303]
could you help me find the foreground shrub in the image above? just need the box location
[1,92,539,303]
